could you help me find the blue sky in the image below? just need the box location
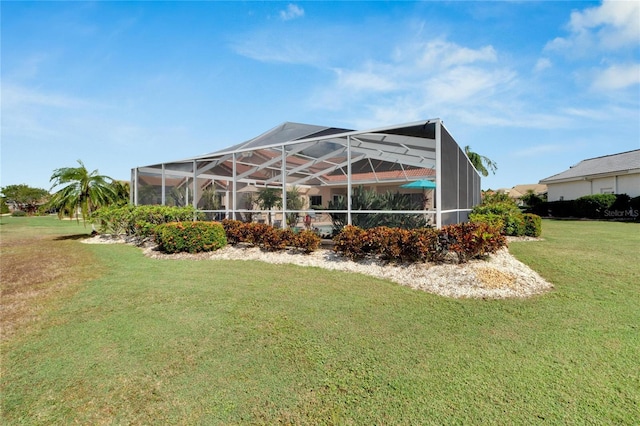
[2,1,639,192]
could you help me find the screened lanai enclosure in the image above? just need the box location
[131,119,481,229]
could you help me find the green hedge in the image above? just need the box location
[91,205,202,238]
[470,202,525,236]
[532,194,638,221]
[576,194,617,219]
[156,221,227,254]
[333,223,506,264]
[522,213,542,237]
[470,200,542,237]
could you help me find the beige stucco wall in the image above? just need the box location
[547,181,591,201]
[617,174,640,198]
[546,172,640,201]
[591,176,617,195]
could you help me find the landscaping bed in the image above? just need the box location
[84,234,552,299]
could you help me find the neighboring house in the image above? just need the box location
[496,184,547,206]
[539,150,640,201]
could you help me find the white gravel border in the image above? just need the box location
[84,235,553,299]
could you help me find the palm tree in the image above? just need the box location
[48,160,119,224]
[110,180,130,206]
[464,146,498,177]
[256,187,282,226]
[285,186,304,226]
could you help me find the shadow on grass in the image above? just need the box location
[54,234,93,241]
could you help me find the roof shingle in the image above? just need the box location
[540,149,640,183]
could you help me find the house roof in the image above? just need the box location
[497,184,547,198]
[539,149,640,184]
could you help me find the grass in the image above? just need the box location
[1,216,638,424]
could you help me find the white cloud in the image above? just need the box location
[534,58,552,72]
[424,66,515,104]
[591,63,640,90]
[311,37,511,123]
[2,84,93,109]
[280,4,304,21]
[399,39,497,71]
[231,35,320,65]
[453,108,572,130]
[562,106,610,118]
[545,0,640,54]
[334,65,398,93]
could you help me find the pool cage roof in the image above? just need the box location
[132,118,481,228]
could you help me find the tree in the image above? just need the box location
[199,186,223,220]
[465,146,497,177]
[0,197,9,215]
[240,192,257,223]
[285,186,304,226]
[256,187,282,226]
[328,186,425,232]
[47,160,119,224]
[0,184,50,214]
[110,181,130,206]
[520,190,546,209]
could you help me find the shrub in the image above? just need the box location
[156,221,227,254]
[442,222,506,263]
[294,230,321,254]
[631,197,640,221]
[221,219,244,244]
[0,198,9,215]
[576,194,616,219]
[404,227,448,263]
[538,194,637,220]
[244,222,270,246]
[260,226,293,252]
[610,194,631,211]
[333,223,506,264]
[11,210,27,217]
[469,212,504,231]
[221,219,321,254]
[482,192,512,205]
[333,225,368,260]
[91,205,201,239]
[522,213,542,237]
[363,227,394,260]
[471,201,525,236]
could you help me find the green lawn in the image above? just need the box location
[1,216,638,424]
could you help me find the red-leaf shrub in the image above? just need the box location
[333,225,368,260]
[261,226,292,251]
[442,222,506,263]
[222,219,321,254]
[365,226,412,261]
[404,227,448,263]
[333,222,506,264]
[156,221,227,254]
[295,230,321,254]
[221,219,244,244]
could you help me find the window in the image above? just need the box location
[310,195,322,207]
